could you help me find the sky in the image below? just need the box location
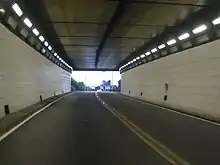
[71,71,121,86]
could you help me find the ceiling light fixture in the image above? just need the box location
[136,57,140,60]
[145,51,151,56]
[140,54,145,58]
[48,46,52,51]
[158,44,165,49]
[212,17,220,25]
[178,33,190,40]
[42,48,46,54]
[54,53,57,57]
[39,35,45,42]
[23,18,32,28]
[151,48,157,53]
[0,8,5,14]
[167,39,176,45]
[192,24,207,34]
[44,41,49,47]
[12,3,23,17]
[32,28,39,36]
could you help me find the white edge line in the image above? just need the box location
[121,94,220,126]
[0,93,73,142]
[96,93,189,165]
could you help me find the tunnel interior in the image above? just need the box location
[1,1,220,165]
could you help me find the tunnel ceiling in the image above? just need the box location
[19,0,214,70]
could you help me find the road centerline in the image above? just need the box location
[95,92,190,165]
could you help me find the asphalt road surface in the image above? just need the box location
[0,92,220,165]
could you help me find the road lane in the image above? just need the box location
[98,92,220,165]
[0,92,170,165]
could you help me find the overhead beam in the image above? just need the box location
[108,0,211,7]
[49,20,174,28]
[58,35,153,40]
[126,23,174,27]
[74,68,118,71]
[63,44,99,47]
[95,0,132,67]
[47,21,108,25]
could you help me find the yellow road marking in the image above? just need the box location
[95,93,190,165]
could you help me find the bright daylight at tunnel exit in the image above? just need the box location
[1,0,220,165]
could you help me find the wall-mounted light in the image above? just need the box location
[158,44,165,49]
[23,18,32,28]
[42,48,46,54]
[44,41,49,47]
[39,35,45,42]
[178,33,190,40]
[212,17,220,25]
[167,39,176,45]
[48,46,52,51]
[32,28,39,36]
[192,24,207,34]
[0,8,5,14]
[151,48,157,53]
[140,54,145,58]
[145,51,151,56]
[12,3,23,17]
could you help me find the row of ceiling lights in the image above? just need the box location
[2,3,72,70]
[119,15,220,71]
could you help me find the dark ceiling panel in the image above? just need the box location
[15,0,220,70]
[19,0,73,68]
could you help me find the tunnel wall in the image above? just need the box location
[0,24,71,118]
[121,39,220,120]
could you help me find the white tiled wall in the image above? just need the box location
[122,39,220,120]
[0,24,71,118]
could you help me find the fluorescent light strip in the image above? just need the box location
[42,48,46,54]
[158,44,165,49]
[44,41,49,47]
[39,35,45,42]
[23,18,32,28]
[0,8,5,14]
[12,3,23,17]
[151,48,157,53]
[145,51,151,56]
[192,24,207,34]
[212,17,220,25]
[167,39,176,45]
[32,28,39,36]
[178,33,190,40]
[140,54,145,58]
